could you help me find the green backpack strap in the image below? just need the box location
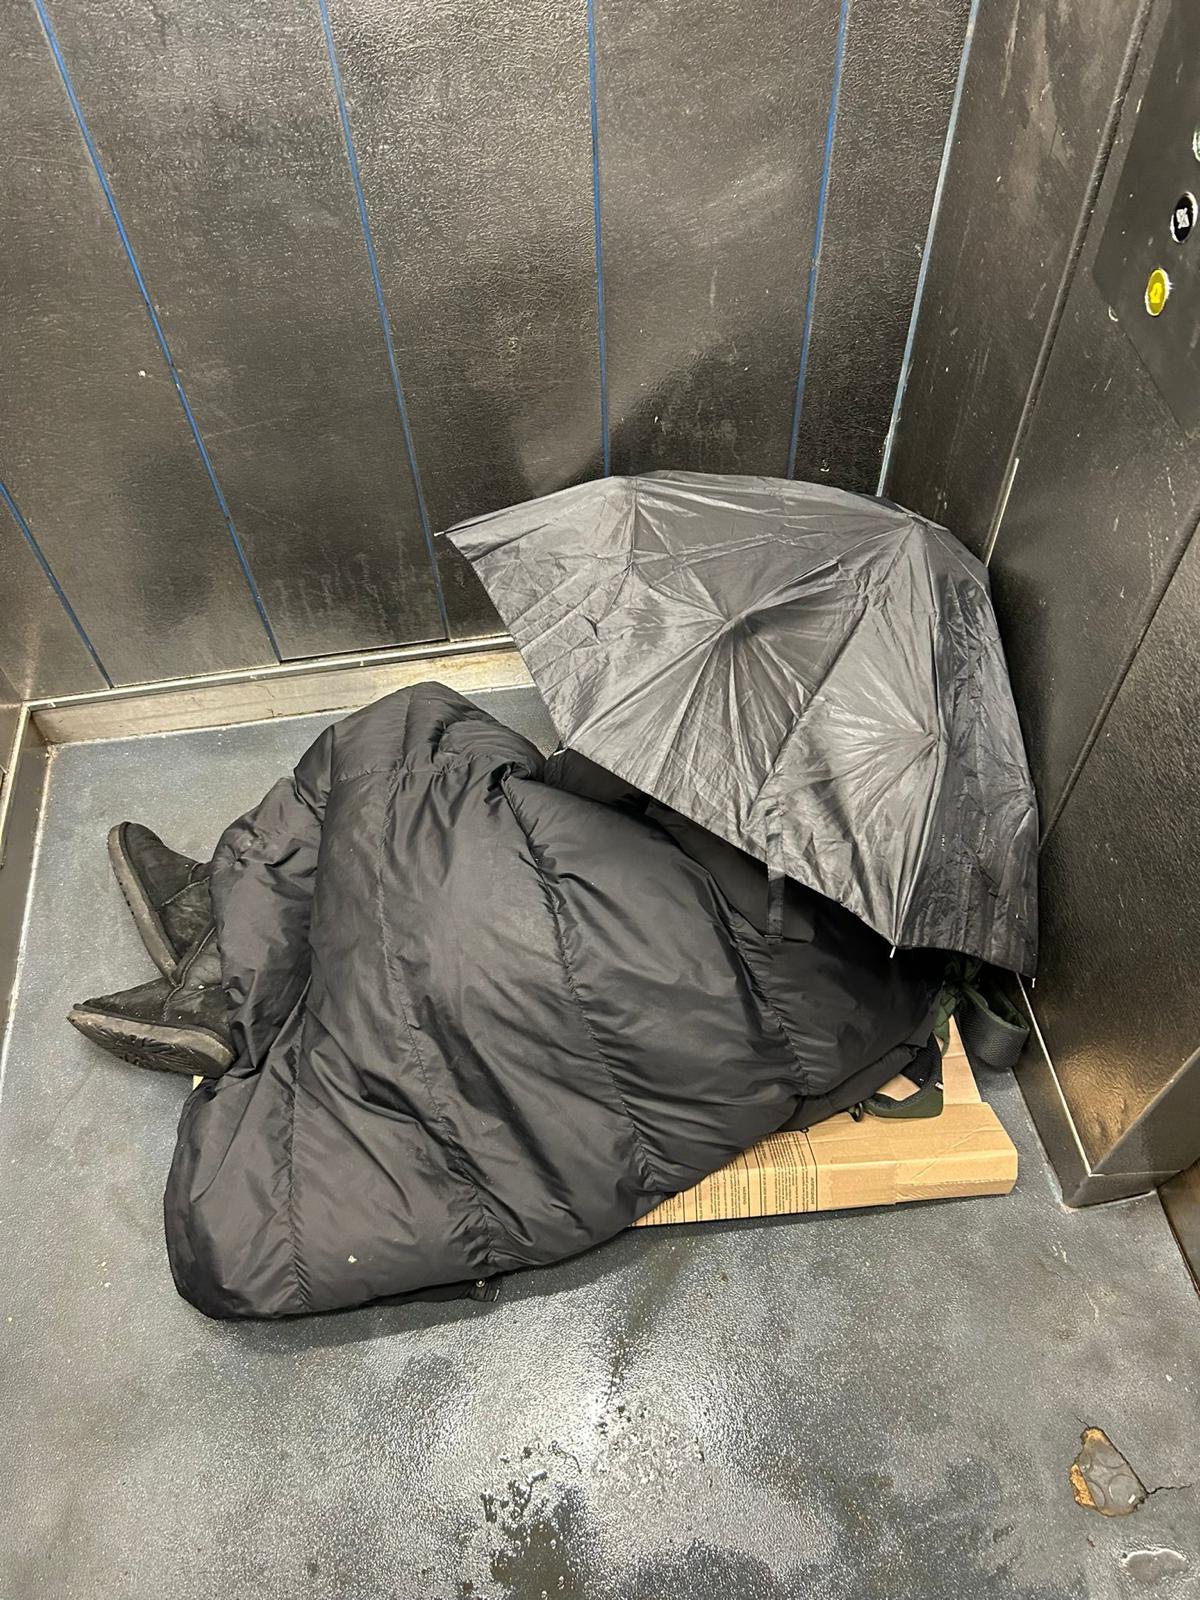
[934,957,1031,1072]
[958,981,1029,1072]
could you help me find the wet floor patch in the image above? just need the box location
[1120,1548,1189,1586]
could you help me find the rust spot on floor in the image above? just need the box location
[1069,1427,1147,1516]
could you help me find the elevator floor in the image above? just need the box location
[1,689,1197,1600]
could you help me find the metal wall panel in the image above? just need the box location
[1033,525,1200,1177]
[0,0,276,688]
[885,0,1145,553]
[2,0,975,680]
[0,493,108,698]
[988,271,1198,822]
[594,0,835,480]
[990,0,1200,1194]
[789,0,971,495]
[328,0,603,638]
[42,0,447,661]
[987,2,1196,825]
[1161,1160,1200,1285]
[885,0,1200,1201]
[1091,0,1200,434]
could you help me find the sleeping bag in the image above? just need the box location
[165,681,943,1318]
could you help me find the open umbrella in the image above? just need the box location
[446,471,1037,974]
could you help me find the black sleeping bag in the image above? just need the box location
[164,682,943,1319]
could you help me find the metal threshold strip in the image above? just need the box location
[0,633,526,866]
[27,632,520,728]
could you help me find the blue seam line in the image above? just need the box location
[315,0,451,638]
[875,0,982,498]
[786,0,853,480]
[31,0,283,662]
[586,0,611,476]
[0,476,114,688]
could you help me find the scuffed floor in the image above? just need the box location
[1,688,1197,1600]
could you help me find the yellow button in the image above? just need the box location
[1145,267,1171,316]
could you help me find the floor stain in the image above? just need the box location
[485,1481,588,1598]
[1119,1548,1188,1586]
[1069,1428,1146,1517]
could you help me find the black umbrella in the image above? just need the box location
[447,471,1037,973]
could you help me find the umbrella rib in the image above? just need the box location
[741,592,873,825]
[449,484,597,556]
[567,623,727,752]
[635,636,735,792]
[894,536,949,938]
[926,524,989,592]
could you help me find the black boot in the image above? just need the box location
[67,927,233,1078]
[107,821,211,977]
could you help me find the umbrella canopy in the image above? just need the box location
[447,472,1037,973]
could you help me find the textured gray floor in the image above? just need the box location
[1,687,1197,1600]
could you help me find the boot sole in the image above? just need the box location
[68,1007,232,1078]
[107,823,179,979]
